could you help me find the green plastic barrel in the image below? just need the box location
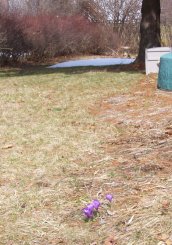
[158,52,172,91]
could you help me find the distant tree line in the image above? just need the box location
[0,0,144,65]
[1,0,172,66]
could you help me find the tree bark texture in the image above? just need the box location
[137,0,161,62]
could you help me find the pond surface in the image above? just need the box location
[48,58,135,68]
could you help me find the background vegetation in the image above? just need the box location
[0,0,172,66]
[0,0,141,65]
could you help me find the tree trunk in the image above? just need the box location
[137,0,161,62]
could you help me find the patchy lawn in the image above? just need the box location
[0,65,172,245]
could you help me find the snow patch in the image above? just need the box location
[48,58,135,68]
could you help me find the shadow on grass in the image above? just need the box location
[0,62,145,78]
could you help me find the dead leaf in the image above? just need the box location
[162,200,170,210]
[165,128,172,135]
[2,144,13,149]
[104,236,118,245]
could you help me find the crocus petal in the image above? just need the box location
[83,208,93,218]
[92,199,101,210]
[106,194,113,202]
[87,203,95,211]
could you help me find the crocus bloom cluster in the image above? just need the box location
[83,199,101,219]
[83,195,113,219]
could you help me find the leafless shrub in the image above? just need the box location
[0,12,119,64]
[0,12,29,66]
[91,0,142,54]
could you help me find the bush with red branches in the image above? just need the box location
[0,11,119,65]
[0,12,29,65]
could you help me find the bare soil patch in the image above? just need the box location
[93,74,172,172]
[89,74,172,244]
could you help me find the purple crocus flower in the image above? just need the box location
[92,199,101,210]
[106,194,113,202]
[83,207,93,219]
[87,203,95,211]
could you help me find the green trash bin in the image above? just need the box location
[158,52,172,91]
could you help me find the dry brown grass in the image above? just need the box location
[0,66,172,245]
